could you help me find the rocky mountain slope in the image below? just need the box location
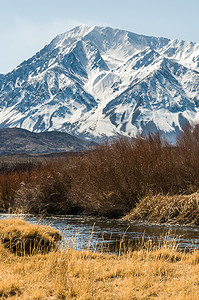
[1,25,199,142]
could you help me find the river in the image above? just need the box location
[0,214,199,252]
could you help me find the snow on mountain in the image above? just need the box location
[160,39,199,71]
[0,74,4,89]
[1,25,199,143]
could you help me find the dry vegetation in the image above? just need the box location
[0,125,199,223]
[124,193,199,225]
[0,219,62,255]
[0,219,199,299]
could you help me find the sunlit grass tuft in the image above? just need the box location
[0,218,62,255]
[125,193,199,225]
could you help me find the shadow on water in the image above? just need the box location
[0,214,199,252]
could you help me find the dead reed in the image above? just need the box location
[124,193,199,225]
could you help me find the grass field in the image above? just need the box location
[0,219,199,299]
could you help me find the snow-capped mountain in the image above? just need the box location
[1,25,199,142]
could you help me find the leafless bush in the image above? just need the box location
[1,126,199,218]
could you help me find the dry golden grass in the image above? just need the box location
[0,219,62,255]
[125,193,199,225]
[0,219,198,299]
[0,239,199,299]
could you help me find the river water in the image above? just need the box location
[0,214,199,252]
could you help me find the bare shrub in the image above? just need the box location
[1,126,199,219]
[14,183,42,214]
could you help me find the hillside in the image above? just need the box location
[0,128,95,155]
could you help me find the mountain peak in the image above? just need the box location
[0,26,199,143]
[51,25,95,47]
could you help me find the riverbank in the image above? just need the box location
[124,193,199,226]
[0,219,198,299]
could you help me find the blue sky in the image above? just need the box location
[0,0,199,73]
